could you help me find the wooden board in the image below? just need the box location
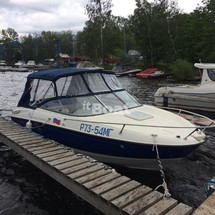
[111,185,152,208]
[75,168,113,184]
[68,164,104,179]
[83,172,121,189]
[122,191,163,215]
[92,176,130,195]
[101,180,141,201]
[165,203,193,215]
[47,154,77,166]
[139,198,178,215]
[42,151,75,162]
[62,161,95,175]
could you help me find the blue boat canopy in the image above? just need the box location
[28,68,114,81]
[18,67,141,115]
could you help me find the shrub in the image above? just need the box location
[169,59,195,81]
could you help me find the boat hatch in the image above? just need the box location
[125,111,153,120]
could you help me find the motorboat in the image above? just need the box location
[118,69,141,77]
[136,68,165,79]
[14,60,26,68]
[26,60,36,68]
[112,63,132,76]
[10,67,209,170]
[154,63,215,113]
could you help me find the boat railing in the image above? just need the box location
[63,107,215,131]
[159,106,215,131]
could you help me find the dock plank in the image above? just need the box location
[68,164,104,179]
[22,141,55,150]
[18,139,50,146]
[122,191,163,215]
[62,161,95,175]
[0,130,30,136]
[75,168,113,184]
[139,198,178,215]
[0,129,33,135]
[15,137,45,143]
[83,171,121,189]
[101,180,141,201]
[92,176,130,195]
[192,192,215,215]
[0,128,30,134]
[54,157,90,170]
[47,154,77,166]
[111,185,152,208]
[42,151,75,162]
[36,148,68,158]
[165,202,193,215]
[30,145,62,155]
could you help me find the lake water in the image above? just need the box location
[0,71,215,214]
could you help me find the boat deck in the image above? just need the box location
[0,117,212,215]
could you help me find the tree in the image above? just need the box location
[130,0,180,67]
[85,0,112,61]
[0,28,20,63]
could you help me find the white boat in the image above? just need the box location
[0,60,7,66]
[112,64,141,76]
[26,60,36,67]
[154,63,215,113]
[14,60,26,67]
[117,69,142,77]
[10,67,209,170]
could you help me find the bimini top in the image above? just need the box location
[28,68,114,81]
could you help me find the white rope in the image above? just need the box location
[152,134,171,198]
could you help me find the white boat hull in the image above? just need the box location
[155,87,215,112]
[11,105,207,170]
[155,63,215,113]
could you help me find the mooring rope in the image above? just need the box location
[152,134,171,198]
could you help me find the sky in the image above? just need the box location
[0,0,203,36]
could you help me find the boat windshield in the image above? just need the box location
[24,72,141,116]
[207,69,215,82]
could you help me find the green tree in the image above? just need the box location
[130,0,180,66]
[85,0,112,61]
[0,28,20,63]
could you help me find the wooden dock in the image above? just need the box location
[0,117,209,215]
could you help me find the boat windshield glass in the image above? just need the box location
[40,95,104,116]
[83,73,110,92]
[29,79,56,107]
[207,69,215,82]
[103,73,122,90]
[56,75,89,96]
[38,72,141,116]
[115,91,140,108]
